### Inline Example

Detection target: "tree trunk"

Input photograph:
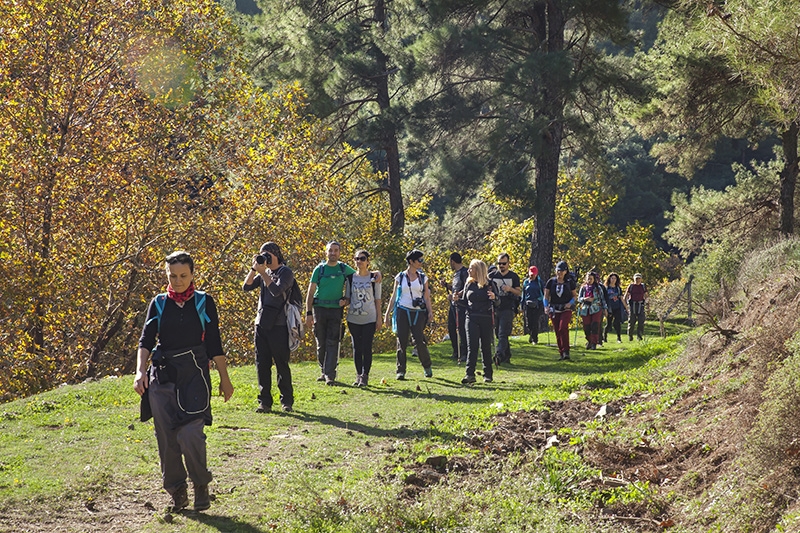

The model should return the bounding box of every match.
[779,122,799,236]
[528,1,565,282]
[374,0,404,235]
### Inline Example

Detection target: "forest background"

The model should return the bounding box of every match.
[1,0,797,401]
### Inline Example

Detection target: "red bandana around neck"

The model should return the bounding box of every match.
[167,281,195,304]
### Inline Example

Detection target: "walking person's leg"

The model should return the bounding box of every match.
[457,307,468,362]
[322,307,343,380]
[463,315,478,381]
[479,316,494,381]
[530,306,541,344]
[495,309,514,362]
[395,309,411,378]
[313,307,326,377]
[348,321,365,381]
[447,305,458,361]
[361,322,376,384]
[268,326,294,409]
[254,326,273,409]
[410,311,433,374]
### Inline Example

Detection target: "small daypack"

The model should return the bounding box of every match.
[284,276,305,352]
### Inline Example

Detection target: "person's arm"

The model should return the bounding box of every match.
[212,355,234,401]
[543,286,551,313]
[133,347,150,396]
[567,287,577,309]
[424,279,433,324]
[305,280,317,330]
[383,278,398,324]
[244,255,266,291]
[507,274,522,297]
[374,280,383,330]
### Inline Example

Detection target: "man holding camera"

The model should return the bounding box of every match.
[243,242,295,412]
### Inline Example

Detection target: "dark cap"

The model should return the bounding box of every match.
[556,260,568,272]
[406,249,424,263]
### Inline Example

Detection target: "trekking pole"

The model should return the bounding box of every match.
[573,310,579,347]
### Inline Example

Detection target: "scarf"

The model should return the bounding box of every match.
[167,281,195,304]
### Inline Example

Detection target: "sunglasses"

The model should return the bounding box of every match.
[498,262,508,266]
[355,256,368,262]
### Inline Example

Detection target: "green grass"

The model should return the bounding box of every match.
[0,320,689,532]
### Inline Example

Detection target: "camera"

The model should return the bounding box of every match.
[255,253,272,265]
[412,297,426,308]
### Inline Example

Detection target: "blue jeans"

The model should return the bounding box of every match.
[494,308,514,361]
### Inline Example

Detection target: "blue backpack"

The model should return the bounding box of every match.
[146,290,211,341]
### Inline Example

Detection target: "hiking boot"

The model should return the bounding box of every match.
[255,403,271,413]
[281,404,293,412]
[316,375,326,382]
[629,335,634,341]
[325,376,335,386]
[424,367,433,378]
[171,485,189,512]
[194,484,210,511]
[563,352,570,360]
[461,375,476,384]
[483,377,493,383]
[396,373,405,380]
[353,375,362,387]
[360,374,369,387]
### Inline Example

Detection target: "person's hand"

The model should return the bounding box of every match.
[252,256,267,276]
[133,371,148,396]
[304,315,313,330]
[488,290,496,300]
[373,271,383,283]
[452,291,460,302]
[376,316,384,331]
[219,377,234,402]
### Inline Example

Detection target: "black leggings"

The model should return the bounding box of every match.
[605,307,623,338]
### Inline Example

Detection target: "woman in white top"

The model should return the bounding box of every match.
[345,250,382,387]
[384,249,433,380]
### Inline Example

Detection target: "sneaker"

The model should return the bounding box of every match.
[396,373,405,380]
[617,338,622,343]
[316,375,326,382]
[564,352,570,360]
[325,376,335,386]
[353,375,362,387]
[281,404,293,412]
[171,485,189,512]
[424,367,433,378]
[484,377,493,383]
[461,375,476,384]
[194,484,211,511]
[255,404,271,413]
[360,374,369,387]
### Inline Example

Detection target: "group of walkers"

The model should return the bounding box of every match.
[131,244,649,512]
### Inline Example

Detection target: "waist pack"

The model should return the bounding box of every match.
[147,344,211,428]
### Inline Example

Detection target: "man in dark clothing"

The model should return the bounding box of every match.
[243,242,295,412]
[489,253,521,364]
[444,253,469,363]
[624,273,648,341]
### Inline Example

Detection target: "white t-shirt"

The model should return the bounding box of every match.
[346,274,382,325]
[396,271,425,310]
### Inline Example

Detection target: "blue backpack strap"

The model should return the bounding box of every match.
[194,290,209,341]
[145,293,168,331]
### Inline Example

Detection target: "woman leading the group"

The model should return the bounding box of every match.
[456,259,497,384]
[345,250,382,387]
[134,251,234,512]
[604,272,626,343]
[384,249,433,380]
[543,261,577,360]
[578,271,607,350]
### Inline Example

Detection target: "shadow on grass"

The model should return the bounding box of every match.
[277,410,459,440]
[185,510,267,532]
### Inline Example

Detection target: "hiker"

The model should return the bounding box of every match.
[543,260,577,360]
[593,269,608,346]
[578,271,607,350]
[304,241,357,385]
[489,253,521,364]
[445,252,469,363]
[604,272,626,343]
[522,265,545,344]
[134,251,234,512]
[383,249,433,380]
[344,249,382,387]
[455,259,498,384]
[243,241,295,412]
[624,273,648,341]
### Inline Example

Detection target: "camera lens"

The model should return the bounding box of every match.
[255,255,266,264]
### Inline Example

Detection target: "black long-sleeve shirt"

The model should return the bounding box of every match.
[138,292,225,357]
